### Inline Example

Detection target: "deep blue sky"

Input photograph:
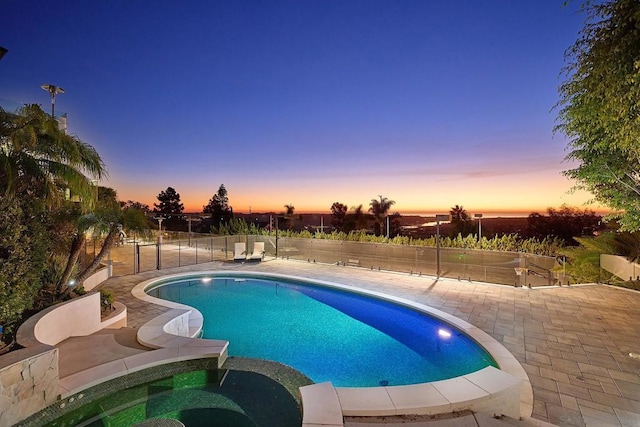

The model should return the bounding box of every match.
[0,1,597,214]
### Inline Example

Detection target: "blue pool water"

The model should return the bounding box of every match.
[147,275,496,387]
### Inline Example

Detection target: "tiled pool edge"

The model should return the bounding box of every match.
[18,358,221,427]
[134,271,533,421]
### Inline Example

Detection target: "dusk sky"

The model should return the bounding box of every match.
[0,1,604,215]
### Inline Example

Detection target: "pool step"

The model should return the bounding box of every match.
[300,382,344,427]
[299,367,522,426]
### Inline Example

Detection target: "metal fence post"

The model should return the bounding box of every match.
[156,243,161,270]
[195,239,198,264]
[178,240,181,267]
[211,238,214,262]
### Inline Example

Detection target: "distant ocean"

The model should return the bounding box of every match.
[404,212,532,218]
[403,208,610,219]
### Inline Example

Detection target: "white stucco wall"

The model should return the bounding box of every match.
[34,293,102,346]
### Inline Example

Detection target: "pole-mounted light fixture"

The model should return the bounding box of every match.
[435,214,450,278]
[41,83,65,117]
[474,213,483,241]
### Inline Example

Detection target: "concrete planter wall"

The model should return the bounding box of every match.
[82,264,112,292]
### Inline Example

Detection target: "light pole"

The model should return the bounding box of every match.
[386,215,390,239]
[154,217,164,241]
[154,216,164,270]
[41,84,65,117]
[435,214,450,278]
[474,213,483,241]
[187,215,192,246]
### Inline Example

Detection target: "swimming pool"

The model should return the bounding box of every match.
[146,274,497,387]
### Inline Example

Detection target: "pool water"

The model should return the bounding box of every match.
[46,369,301,427]
[148,276,496,387]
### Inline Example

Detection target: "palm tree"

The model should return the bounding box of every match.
[449,205,469,221]
[74,206,148,287]
[369,195,395,236]
[284,204,295,215]
[0,104,105,209]
[449,205,470,237]
[283,204,296,230]
[59,188,149,293]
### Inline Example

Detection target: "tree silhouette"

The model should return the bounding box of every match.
[526,205,601,245]
[449,205,472,237]
[153,187,185,230]
[121,200,150,213]
[331,202,348,231]
[283,204,296,230]
[349,204,370,232]
[203,184,233,232]
[369,195,395,236]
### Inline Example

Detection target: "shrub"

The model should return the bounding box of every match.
[262,229,564,256]
[100,289,115,308]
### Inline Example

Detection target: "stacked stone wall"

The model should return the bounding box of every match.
[0,346,58,426]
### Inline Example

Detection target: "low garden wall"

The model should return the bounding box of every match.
[0,291,126,426]
[82,263,112,292]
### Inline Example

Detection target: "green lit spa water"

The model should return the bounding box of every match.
[47,369,301,427]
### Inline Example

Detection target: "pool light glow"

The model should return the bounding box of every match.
[438,328,452,339]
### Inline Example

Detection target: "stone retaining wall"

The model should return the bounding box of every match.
[0,345,58,426]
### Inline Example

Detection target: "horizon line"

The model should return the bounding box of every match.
[177,208,612,217]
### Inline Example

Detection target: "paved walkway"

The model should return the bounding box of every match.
[90,246,640,427]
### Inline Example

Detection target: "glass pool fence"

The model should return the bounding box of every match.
[120,232,564,287]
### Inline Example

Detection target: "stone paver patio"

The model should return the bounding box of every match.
[95,246,640,426]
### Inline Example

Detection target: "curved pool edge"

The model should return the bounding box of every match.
[21,358,304,427]
[132,270,533,420]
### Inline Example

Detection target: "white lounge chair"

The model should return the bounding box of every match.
[234,242,246,262]
[248,242,265,262]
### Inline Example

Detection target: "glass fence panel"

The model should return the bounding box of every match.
[303,239,342,264]
[124,232,559,286]
[277,237,311,261]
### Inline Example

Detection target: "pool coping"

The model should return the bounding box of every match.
[132,270,532,422]
[57,295,229,398]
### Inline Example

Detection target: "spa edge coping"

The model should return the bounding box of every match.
[133,270,533,420]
